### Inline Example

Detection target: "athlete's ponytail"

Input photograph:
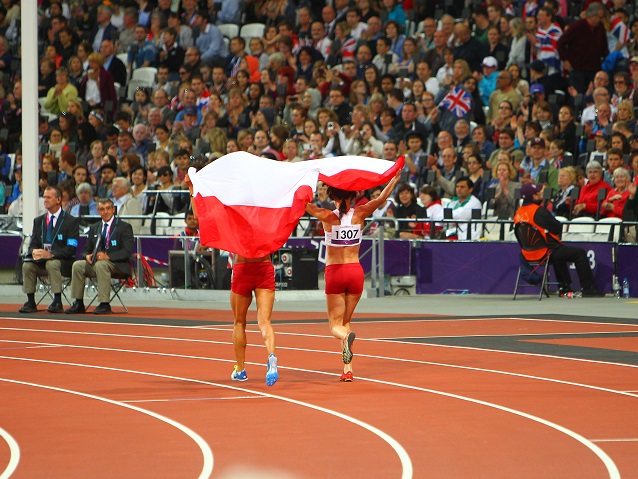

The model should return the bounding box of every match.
[327,186,356,218]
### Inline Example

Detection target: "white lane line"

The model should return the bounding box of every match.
[2,336,638,402]
[0,427,19,479]
[122,396,265,403]
[591,438,638,443]
[0,377,213,479]
[0,356,413,479]
[4,315,638,329]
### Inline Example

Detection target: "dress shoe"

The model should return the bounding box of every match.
[46,301,64,313]
[582,289,606,298]
[19,302,38,314]
[93,303,112,315]
[65,301,86,314]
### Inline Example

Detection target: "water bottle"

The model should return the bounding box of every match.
[613,276,621,299]
[622,278,630,299]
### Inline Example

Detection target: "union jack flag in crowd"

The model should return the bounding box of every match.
[611,15,630,45]
[440,86,472,118]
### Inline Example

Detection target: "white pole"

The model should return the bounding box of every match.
[21,0,40,235]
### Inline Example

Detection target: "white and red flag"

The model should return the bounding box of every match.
[189,152,403,257]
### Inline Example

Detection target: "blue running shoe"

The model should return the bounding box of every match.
[342,332,355,364]
[266,353,278,386]
[231,365,247,381]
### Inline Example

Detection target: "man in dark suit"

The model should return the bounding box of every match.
[20,186,80,313]
[100,39,128,88]
[65,198,135,315]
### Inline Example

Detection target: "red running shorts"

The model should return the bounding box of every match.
[324,263,364,295]
[231,262,275,296]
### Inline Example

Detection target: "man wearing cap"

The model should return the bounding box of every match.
[514,183,604,297]
[523,137,558,190]
[529,83,545,103]
[479,56,499,105]
[19,186,80,314]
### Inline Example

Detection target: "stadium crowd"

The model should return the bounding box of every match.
[1,0,638,240]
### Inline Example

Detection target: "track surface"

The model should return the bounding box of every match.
[1,304,637,478]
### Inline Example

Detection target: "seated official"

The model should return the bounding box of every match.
[65,198,135,315]
[20,186,80,313]
[514,184,604,297]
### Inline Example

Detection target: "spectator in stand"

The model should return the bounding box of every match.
[445,177,483,240]
[193,9,227,68]
[127,24,157,70]
[487,70,521,124]
[603,148,627,185]
[90,5,118,54]
[533,6,563,77]
[573,160,611,217]
[79,53,118,121]
[44,67,78,116]
[453,23,486,72]
[488,160,521,219]
[557,2,608,94]
[99,40,127,89]
[601,167,631,219]
[39,58,57,98]
[117,7,138,55]
[158,27,185,80]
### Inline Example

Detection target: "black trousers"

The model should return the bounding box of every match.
[550,244,596,290]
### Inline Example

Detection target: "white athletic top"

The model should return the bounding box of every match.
[324,208,362,247]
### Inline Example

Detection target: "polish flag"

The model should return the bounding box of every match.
[189,152,403,258]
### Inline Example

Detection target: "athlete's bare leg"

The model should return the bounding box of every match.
[230,291,252,371]
[326,293,348,340]
[254,288,276,354]
[342,292,362,373]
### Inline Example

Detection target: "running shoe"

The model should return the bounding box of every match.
[342,331,356,364]
[340,371,354,382]
[231,365,248,381]
[266,353,278,386]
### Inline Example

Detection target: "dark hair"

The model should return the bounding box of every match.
[327,186,357,218]
[394,182,415,204]
[456,176,474,189]
[419,185,439,201]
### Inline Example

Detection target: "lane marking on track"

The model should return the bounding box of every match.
[0,378,214,479]
[591,438,638,443]
[0,356,414,479]
[1,336,638,401]
[4,315,638,329]
[4,323,638,372]
[0,427,19,479]
[122,396,267,403]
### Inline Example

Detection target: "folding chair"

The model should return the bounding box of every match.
[513,222,556,300]
[86,266,134,313]
[35,269,72,307]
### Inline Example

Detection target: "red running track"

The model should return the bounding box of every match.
[0,311,637,478]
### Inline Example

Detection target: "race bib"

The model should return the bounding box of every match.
[331,224,362,246]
